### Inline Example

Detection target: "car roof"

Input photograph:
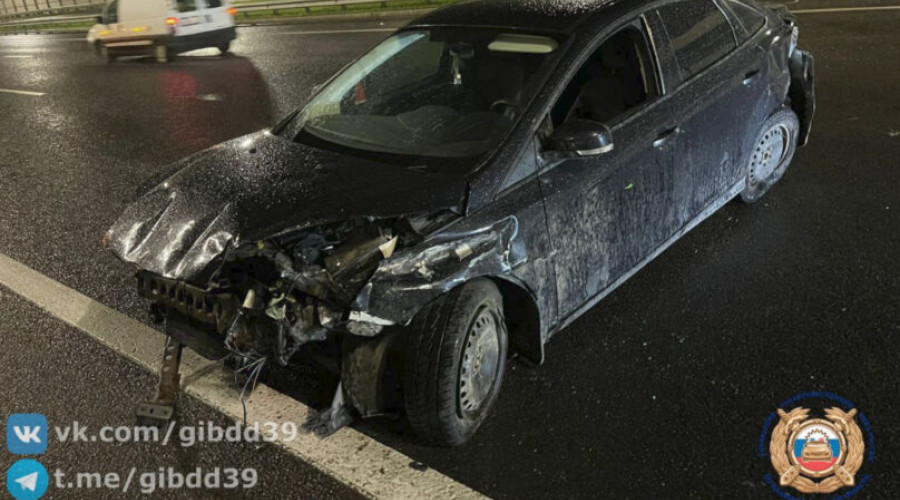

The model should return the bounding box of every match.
[405,0,632,35]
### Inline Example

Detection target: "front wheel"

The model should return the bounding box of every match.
[404,279,508,446]
[98,43,116,63]
[218,41,231,55]
[740,109,800,203]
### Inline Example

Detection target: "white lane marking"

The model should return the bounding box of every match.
[0,88,45,96]
[793,5,900,13]
[274,28,396,35]
[3,55,34,58]
[0,38,85,42]
[0,252,485,500]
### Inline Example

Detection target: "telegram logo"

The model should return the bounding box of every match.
[6,459,49,500]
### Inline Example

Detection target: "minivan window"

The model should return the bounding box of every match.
[103,0,119,23]
[177,0,198,12]
[657,0,736,81]
[723,0,766,38]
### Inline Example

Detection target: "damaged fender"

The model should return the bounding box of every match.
[350,217,521,331]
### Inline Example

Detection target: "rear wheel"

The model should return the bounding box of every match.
[218,41,231,55]
[741,109,800,203]
[154,44,169,63]
[404,279,508,446]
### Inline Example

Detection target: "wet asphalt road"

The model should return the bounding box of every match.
[1,2,899,498]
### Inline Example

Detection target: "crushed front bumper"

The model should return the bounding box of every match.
[789,49,816,146]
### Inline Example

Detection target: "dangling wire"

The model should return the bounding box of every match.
[232,356,267,425]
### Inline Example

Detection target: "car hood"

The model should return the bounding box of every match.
[107,131,468,282]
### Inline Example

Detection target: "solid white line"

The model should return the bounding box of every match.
[793,5,900,13]
[0,252,485,500]
[275,28,395,35]
[0,37,85,42]
[0,88,44,96]
[3,55,33,58]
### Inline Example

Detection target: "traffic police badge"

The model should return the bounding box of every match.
[769,406,865,494]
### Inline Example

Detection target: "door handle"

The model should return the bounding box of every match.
[653,127,681,148]
[743,69,761,86]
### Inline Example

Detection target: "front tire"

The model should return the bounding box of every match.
[218,41,231,55]
[404,279,508,446]
[740,109,800,203]
[98,44,116,63]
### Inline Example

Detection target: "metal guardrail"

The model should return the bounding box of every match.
[0,1,104,19]
[0,0,424,29]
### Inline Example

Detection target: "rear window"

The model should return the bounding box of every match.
[176,0,197,12]
[723,0,766,38]
[206,0,224,7]
[657,0,736,80]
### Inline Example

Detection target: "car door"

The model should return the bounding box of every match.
[98,0,122,39]
[652,0,757,215]
[200,0,235,32]
[718,0,780,168]
[538,17,689,319]
[173,0,208,37]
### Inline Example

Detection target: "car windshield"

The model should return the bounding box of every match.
[278,28,563,168]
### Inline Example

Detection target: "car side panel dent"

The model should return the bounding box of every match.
[352,217,521,327]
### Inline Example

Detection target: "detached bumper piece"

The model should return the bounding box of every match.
[789,49,816,147]
[137,271,239,333]
[136,336,184,427]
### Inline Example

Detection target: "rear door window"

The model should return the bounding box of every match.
[176,0,198,12]
[656,0,736,81]
[103,0,119,23]
[722,0,766,38]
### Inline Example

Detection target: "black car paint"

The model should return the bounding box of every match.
[108,131,467,282]
[107,0,812,417]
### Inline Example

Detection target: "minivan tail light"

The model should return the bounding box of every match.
[165,17,178,26]
[226,7,238,15]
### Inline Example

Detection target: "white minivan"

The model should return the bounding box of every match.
[87,0,237,62]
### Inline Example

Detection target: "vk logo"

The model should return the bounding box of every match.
[6,414,48,455]
[6,459,49,500]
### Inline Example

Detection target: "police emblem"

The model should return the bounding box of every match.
[769,406,865,494]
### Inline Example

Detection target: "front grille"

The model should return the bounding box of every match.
[136,271,239,332]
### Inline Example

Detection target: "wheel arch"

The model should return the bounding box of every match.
[485,275,544,366]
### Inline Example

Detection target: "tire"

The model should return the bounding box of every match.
[404,279,508,446]
[740,109,800,203]
[99,44,116,63]
[154,44,169,63]
[218,41,231,55]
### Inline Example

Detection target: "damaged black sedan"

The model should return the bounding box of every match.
[107,0,814,446]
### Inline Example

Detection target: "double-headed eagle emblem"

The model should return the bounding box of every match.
[769,407,865,494]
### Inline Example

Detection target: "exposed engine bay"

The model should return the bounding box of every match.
[126,207,524,432]
[138,212,455,366]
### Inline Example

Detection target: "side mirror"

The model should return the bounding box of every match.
[547,119,614,157]
[95,16,104,24]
